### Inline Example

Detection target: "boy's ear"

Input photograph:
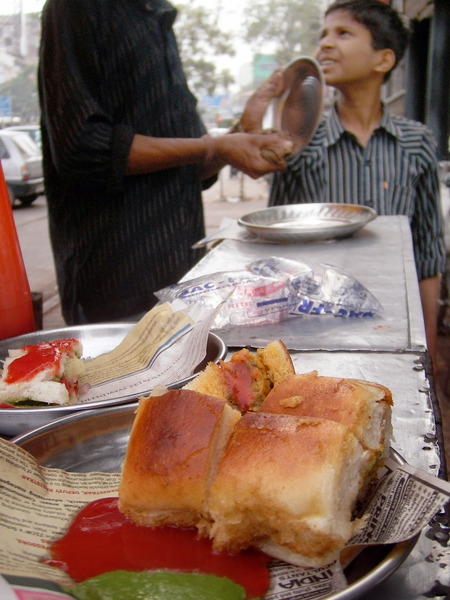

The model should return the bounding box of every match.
[375,48,396,76]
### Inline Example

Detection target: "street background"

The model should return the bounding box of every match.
[11,170,450,475]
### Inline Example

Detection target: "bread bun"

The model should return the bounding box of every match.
[183,340,294,412]
[118,359,392,569]
[118,389,240,529]
[260,371,392,455]
[208,412,371,567]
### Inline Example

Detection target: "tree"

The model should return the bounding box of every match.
[173,3,236,98]
[0,64,40,124]
[243,0,322,67]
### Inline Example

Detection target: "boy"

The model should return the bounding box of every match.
[244,0,446,370]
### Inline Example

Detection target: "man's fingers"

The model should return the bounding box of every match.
[260,146,291,166]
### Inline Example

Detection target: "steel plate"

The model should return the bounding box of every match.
[272,56,325,155]
[12,405,416,600]
[238,203,377,242]
[0,324,226,437]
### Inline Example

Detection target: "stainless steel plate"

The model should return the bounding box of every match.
[272,56,325,155]
[0,324,226,437]
[12,405,416,600]
[238,203,377,243]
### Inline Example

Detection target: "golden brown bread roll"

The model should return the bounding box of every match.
[259,371,392,454]
[118,389,240,529]
[207,412,371,567]
[119,364,392,569]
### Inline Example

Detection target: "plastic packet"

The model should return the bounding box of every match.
[248,256,383,318]
[155,271,294,329]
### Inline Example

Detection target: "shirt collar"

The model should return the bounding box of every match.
[324,103,400,146]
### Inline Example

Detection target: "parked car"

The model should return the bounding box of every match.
[4,125,42,150]
[0,130,44,206]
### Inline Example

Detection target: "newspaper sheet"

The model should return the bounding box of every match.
[0,439,449,600]
[77,300,219,403]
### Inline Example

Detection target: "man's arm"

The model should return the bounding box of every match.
[125,132,292,180]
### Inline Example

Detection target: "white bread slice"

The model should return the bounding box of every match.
[118,389,240,529]
[0,339,84,405]
[259,371,392,455]
[183,340,295,412]
[207,412,371,568]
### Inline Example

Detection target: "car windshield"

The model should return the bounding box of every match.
[10,133,41,157]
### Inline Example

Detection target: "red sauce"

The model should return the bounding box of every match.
[44,498,271,599]
[4,339,79,384]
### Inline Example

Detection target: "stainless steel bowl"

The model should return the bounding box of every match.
[0,324,226,437]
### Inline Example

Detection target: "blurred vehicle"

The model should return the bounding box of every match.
[208,117,234,137]
[0,130,44,207]
[4,125,42,150]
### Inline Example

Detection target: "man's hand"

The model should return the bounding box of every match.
[238,69,286,134]
[213,131,292,179]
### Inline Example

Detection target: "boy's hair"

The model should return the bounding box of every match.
[325,0,410,81]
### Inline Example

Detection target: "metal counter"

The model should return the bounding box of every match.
[185,215,449,598]
[185,216,426,352]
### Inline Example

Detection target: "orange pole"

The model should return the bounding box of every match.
[0,163,35,340]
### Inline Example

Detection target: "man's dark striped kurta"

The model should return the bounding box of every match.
[269,106,446,281]
[38,0,207,324]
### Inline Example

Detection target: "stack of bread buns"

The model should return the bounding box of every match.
[119,341,392,568]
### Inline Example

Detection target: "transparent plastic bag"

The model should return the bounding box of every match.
[155,270,294,329]
[248,256,383,318]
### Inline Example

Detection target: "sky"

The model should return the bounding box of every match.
[0,0,247,21]
[0,0,253,65]
[0,0,255,87]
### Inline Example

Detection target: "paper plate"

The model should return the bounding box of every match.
[272,56,325,154]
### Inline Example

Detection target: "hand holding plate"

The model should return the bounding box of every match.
[236,69,286,134]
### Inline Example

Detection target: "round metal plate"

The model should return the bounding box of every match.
[0,324,226,437]
[12,407,417,600]
[238,203,377,243]
[272,56,325,154]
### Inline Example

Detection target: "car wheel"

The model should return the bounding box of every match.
[7,185,16,207]
[19,195,37,207]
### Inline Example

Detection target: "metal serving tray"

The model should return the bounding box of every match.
[238,203,377,243]
[12,404,416,600]
[0,324,226,437]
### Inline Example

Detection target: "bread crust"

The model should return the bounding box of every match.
[118,389,240,528]
[208,412,370,566]
[260,371,392,453]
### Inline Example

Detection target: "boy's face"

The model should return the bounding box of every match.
[316,10,386,89]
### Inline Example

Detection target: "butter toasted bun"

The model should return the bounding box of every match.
[118,389,240,529]
[208,412,371,568]
[183,340,294,412]
[260,371,392,455]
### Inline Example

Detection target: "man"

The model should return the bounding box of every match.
[38,0,291,325]
[260,0,445,369]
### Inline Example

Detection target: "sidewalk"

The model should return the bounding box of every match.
[202,168,270,237]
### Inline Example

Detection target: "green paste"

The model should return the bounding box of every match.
[64,570,250,600]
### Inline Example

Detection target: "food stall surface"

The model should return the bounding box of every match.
[10,174,450,599]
